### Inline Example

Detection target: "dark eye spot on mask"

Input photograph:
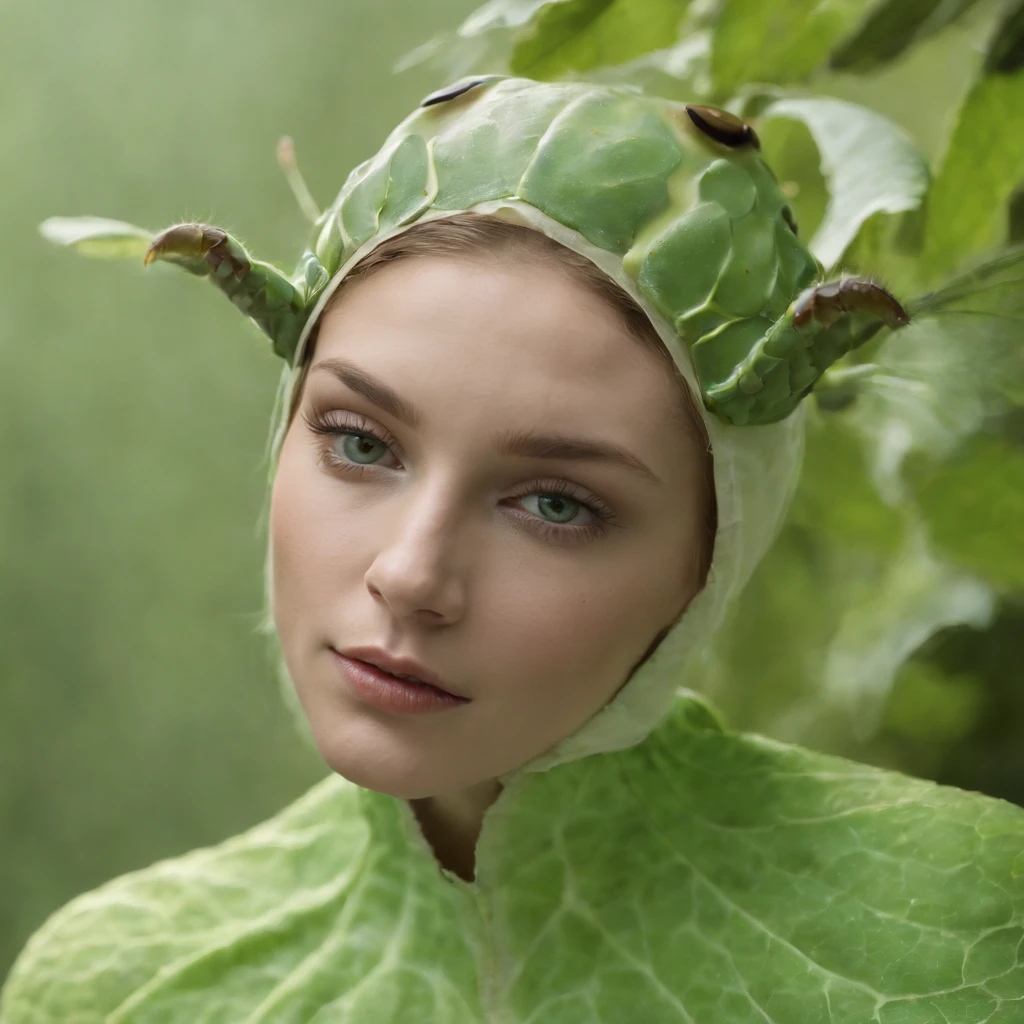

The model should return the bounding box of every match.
[685,104,761,150]
[420,76,500,108]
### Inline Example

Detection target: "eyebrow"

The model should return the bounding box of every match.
[310,357,662,485]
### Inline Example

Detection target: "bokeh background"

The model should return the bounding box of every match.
[0,0,484,976]
[2,0,1021,980]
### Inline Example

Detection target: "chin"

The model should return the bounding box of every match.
[327,762,449,802]
[308,721,455,801]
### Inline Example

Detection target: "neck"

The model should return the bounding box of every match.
[408,778,504,883]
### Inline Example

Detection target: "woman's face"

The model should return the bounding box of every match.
[270,254,705,799]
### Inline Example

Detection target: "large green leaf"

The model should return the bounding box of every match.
[710,0,874,98]
[828,0,987,73]
[507,0,688,79]
[394,0,689,87]
[757,95,929,268]
[496,705,1024,1024]
[4,696,1024,1023]
[570,31,714,101]
[920,65,1024,281]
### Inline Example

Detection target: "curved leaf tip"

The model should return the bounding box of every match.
[38,216,154,259]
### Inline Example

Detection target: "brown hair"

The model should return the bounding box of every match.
[285,212,717,593]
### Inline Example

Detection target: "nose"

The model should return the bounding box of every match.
[363,485,468,625]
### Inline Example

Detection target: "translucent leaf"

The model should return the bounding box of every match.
[920,66,1024,281]
[910,433,1024,592]
[533,3,719,99]
[38,216,154,259]
[402,0,690,81]
[458,0,573,35]
[786,408,905,553]
[828,0,987,73]
[850,244,1024,501]
[911,239,1024,322]
[710,0,874,97]
[759,96,929,268]
[820,519,995,737]
[391,1,567,77]
[392,27,503,80]
[508,0,688,79]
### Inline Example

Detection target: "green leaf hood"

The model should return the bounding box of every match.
[265,188,807,784]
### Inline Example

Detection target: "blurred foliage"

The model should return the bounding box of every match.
[4,0,1024,989]
[401,0,1024,824]
[0,0,480,980]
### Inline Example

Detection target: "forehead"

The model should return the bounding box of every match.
[316,256,670,393]
[308,256,696,470]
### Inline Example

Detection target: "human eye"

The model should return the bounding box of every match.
[504,478,621,544]
[300,407,619,544]
[301,407,402,476]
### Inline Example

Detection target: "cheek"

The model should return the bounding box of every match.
[491,539,686,703]
[269,435,349,640]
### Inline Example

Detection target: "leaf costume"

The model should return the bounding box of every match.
[5,76,1024,1024]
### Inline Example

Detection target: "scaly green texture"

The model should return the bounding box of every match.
[39,75,914,426]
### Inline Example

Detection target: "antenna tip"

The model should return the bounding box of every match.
[277,135,296,167]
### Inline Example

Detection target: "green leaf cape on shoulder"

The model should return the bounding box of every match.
[5,697,1023,1023]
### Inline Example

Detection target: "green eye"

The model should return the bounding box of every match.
[340,434,387,465]
[535,495,581,523]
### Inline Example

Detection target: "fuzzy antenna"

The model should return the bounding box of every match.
[276,136,321,225]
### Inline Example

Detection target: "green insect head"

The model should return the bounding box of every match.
[38,72,903,768]
[40,74,908,427]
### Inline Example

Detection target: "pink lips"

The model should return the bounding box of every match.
[332,651,470,715]
[338,645,464,698]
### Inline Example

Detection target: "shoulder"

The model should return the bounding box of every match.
[0,776,362,1024]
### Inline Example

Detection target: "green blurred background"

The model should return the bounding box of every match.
[0,0,482,977]
[1,0,1020,981]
